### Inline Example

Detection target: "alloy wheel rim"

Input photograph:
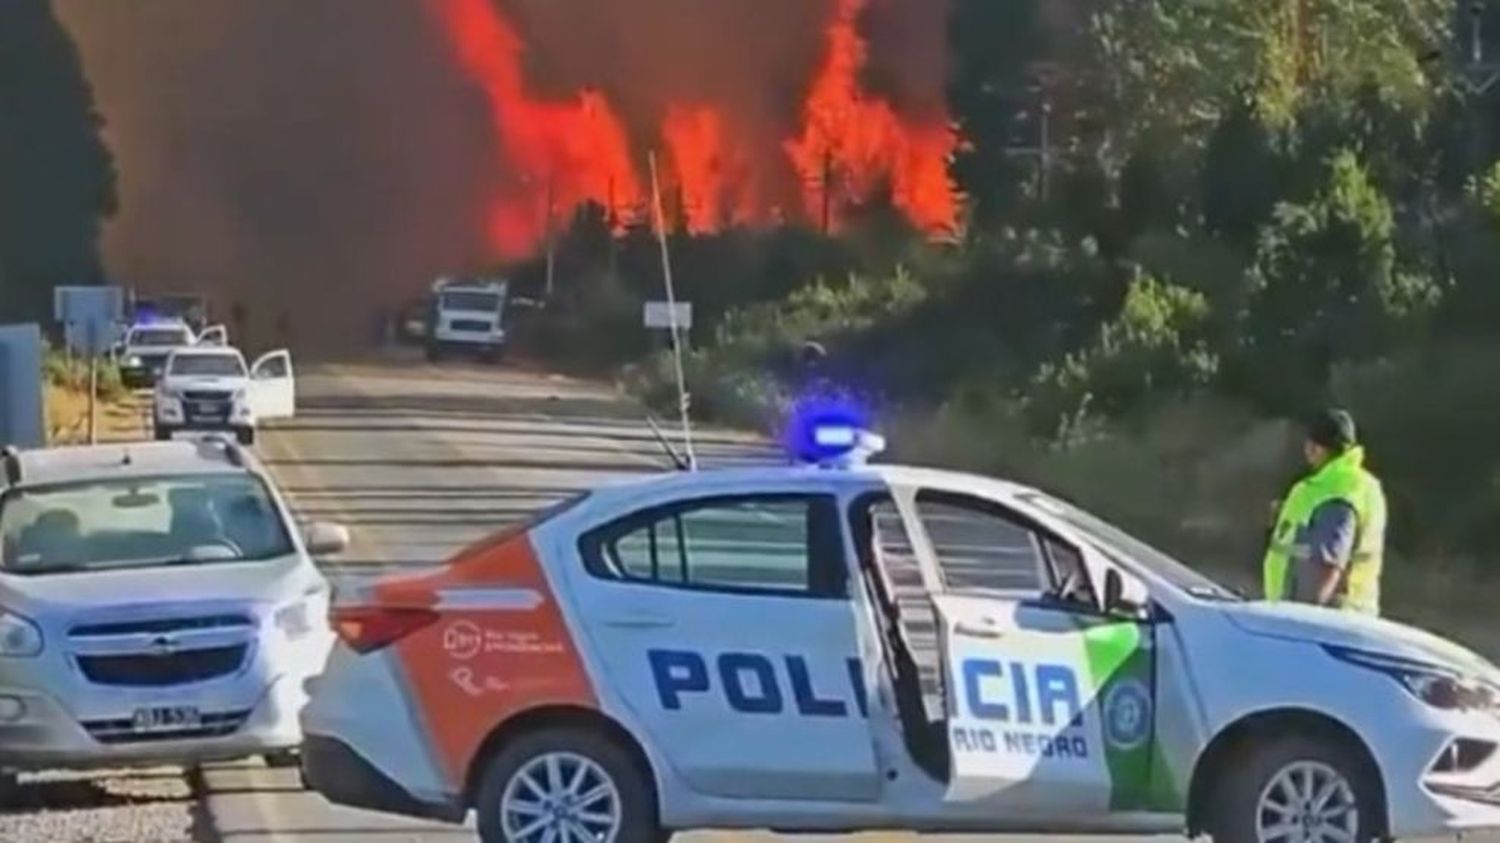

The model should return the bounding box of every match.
[1255,760,1359,843]
[500,751,622,843]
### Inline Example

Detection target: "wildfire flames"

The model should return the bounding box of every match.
[428,0,958,257]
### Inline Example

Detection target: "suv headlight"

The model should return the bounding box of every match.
[123,354,142,367]
[0,611,44,658]
[274,601,312,640]
[1326,645,1496,711]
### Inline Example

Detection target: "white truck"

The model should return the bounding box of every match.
[152,346,295,445]
[425,277,508,363]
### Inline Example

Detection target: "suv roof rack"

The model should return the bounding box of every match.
[2,445,22,486]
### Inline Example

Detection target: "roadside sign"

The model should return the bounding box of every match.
[643,301,693,330]
[54,286,124,355]
[0,323,45,448]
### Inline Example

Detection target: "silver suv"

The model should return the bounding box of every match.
[0,438,347,792]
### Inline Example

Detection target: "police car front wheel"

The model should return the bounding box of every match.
[476,727,658,843]
[1211,735,1380,843]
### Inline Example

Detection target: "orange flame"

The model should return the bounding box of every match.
[429,0,958,257]
[660,104,766,234]
[784,0,957,235]
[428,0,643,257]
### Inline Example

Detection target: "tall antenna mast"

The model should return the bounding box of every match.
[648,151,697,470]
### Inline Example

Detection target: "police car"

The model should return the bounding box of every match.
[301,419,1500,843]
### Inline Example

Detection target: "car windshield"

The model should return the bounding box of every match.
[129,328,191,347]
[440,291,501,312]
[0,473,294,575]
[1020,492,1243,601]
[170,354,245,377]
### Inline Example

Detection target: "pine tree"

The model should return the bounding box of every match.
[0,0,116,323]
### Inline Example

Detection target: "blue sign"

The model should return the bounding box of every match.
[648,649,868,718]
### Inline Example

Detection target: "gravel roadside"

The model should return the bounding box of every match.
[0,767,211,843]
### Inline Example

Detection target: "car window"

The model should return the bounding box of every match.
[440,291,502,312]
[170,354,245,377]
[915,490,1046,594]
[584,494,846,597]
[256,355,290,378]
[129,328,191,347]
[0,473,294,574]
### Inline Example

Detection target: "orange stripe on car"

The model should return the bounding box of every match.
[377,530,596,787]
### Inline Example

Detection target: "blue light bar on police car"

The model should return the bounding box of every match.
[784,394,884,466]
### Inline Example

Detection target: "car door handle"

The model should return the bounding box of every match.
[953,621,1003,639]
[602,612,676,630]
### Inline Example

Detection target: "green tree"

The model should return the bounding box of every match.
[1028,270,1218,432]
[946,0,1049,227]
[1201,92,1281,246]
[1238,150,1436,409]
[0,0,116,323]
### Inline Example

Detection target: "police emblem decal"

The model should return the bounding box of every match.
[1102,678,1152,751]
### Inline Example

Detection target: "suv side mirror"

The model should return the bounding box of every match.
[1104,569,1149,618]
[304,521,350,556]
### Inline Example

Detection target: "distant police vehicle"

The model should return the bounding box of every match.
[301,416,1500,843]
[152,346,296,445]
[0,438,347,792]
[115,319,227,388]
[427,276,509,363]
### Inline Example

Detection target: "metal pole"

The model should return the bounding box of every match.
[648,151,697,470]
[544,175,557,301]
[87,323,98,445]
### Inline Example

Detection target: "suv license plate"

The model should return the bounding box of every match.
[132,706,201,733]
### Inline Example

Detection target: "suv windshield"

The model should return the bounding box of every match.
[440,291,501,312]
[129,328,191,347]
[0,473,294,575]
[170,354,245,377]
[1020,492,1242,601]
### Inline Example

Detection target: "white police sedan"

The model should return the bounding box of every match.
[301,422,1500,843]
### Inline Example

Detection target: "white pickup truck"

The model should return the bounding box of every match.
[152,346,295,445]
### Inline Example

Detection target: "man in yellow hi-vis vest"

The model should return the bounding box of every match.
[1263,409,1387,615]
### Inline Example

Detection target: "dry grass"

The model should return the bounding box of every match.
[45,384,148,445]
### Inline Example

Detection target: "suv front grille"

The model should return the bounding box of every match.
[82,710,251,745]
[76,644,248,687]
[450,319,492,332]
[71,615,252,638]
[184,390,233,402]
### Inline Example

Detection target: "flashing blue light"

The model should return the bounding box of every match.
[785,394,883,467]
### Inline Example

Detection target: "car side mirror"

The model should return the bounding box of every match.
[1104,569,1149,619]
[304,521,350,556]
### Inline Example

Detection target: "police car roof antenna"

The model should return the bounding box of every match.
[648,150,697,471]
[645,414,690,471]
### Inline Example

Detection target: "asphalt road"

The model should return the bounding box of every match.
[1,358,1489,842]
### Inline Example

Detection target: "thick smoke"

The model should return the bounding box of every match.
[56,0,501,351]
[55,0,950,352]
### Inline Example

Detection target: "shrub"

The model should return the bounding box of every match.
[1026,270,1218,432]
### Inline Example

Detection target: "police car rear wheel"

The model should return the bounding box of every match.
[1212,736,1377,843]
[476,728,656,843]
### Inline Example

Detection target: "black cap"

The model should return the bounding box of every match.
[1306,408,1357,450]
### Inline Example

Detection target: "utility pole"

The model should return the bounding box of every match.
[544,174,556,302]
[820,149,834,235]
